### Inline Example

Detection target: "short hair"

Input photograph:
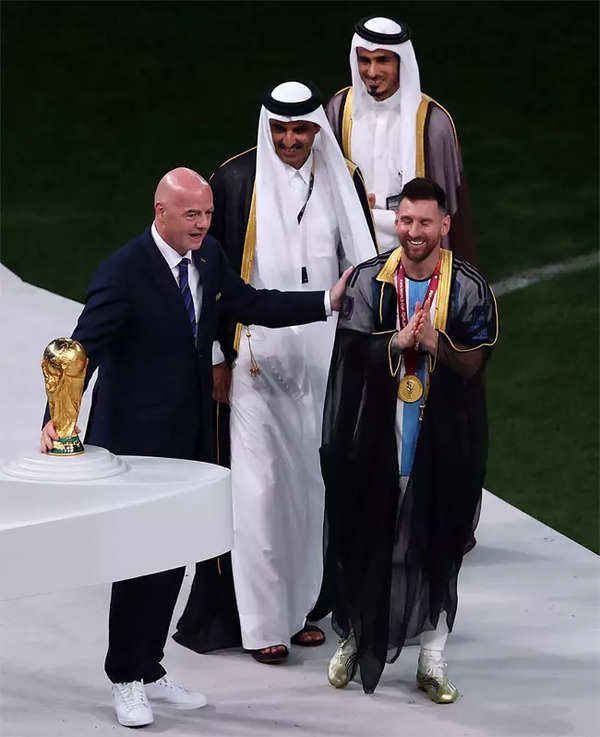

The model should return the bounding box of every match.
[399,178,447,213]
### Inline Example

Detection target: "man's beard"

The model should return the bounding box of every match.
[400,237,438,263]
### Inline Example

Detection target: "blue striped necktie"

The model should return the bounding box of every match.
[178,257,197,340]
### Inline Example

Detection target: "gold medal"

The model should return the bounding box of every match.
[398,374,423,403]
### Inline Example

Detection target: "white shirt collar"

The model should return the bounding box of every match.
[283,149,314,185]
[151,221,193,270]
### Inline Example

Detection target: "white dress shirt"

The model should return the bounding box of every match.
[287,150,314,210]
[151,221,202,320]
[151,222,225,363]
[282,152,333,313]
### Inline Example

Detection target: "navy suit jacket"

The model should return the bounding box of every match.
[68,227,326,462]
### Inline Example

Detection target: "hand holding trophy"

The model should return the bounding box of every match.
[41,338,88,455]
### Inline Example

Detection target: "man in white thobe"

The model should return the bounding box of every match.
[175,81,377,663]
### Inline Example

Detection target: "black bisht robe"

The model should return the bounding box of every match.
[174,147,377,653]
[321,247,498,693]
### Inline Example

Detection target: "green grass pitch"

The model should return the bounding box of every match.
[1,1,598,550]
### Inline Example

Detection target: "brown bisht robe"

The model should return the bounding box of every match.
[321,247,497,693]
[173,146,377,654]
[326,87,476,263]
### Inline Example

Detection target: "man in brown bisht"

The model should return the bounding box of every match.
[326,15,475,261]
[323,178,497,700]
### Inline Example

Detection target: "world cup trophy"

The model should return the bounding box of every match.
[41,338,88,455]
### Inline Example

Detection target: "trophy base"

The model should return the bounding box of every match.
[49,436,85,455]
[2,445,128,481]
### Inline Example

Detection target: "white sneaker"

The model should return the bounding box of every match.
[145,676,207,710]
[112,680,154,727]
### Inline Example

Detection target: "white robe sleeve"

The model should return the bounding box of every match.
[212,340,226,365]
[372,208,398,239]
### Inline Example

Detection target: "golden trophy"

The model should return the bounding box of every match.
[41,338,88,455]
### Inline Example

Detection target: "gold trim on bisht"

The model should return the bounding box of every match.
[439,286,499,352]
[233,182,257,354]
[374,247,452,329]
[217,145,257,170]
[375,247,401,323]
[425,95,459,149]
[415,95,430,178]
[344,157,358,177]
[433,248,452,333]
[378,281,386,325]
[416,94,459,177]
[375,246,403,285]
[340,90,458,181]
[341,87,353,159]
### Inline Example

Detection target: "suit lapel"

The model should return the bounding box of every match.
[142,229,181,299]
[141,228,197,342]
[192,249,207,318]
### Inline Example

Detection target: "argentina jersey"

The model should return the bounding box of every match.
[395,276,438,478]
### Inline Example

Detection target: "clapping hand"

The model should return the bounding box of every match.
[392,298,438,354]
[414,298,438,355]
[392,301,423,351]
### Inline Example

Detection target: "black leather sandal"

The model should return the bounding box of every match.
[291,624,326,647]
[250,644,289,664]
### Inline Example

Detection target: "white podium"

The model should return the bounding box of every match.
[0,446,232,600]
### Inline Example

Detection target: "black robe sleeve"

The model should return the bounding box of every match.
[352,166,378,249]
[210,149,257,367]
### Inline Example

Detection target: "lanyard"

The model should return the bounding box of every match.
[296,157,316,284]
[297,169,315,225]
[396,257,441,376]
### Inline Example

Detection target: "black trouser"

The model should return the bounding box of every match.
[104,566,186,684]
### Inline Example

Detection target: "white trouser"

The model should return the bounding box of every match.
[400,476,449,655]
[420,612,449,653]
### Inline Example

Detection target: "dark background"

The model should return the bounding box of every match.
[2,1,598,549]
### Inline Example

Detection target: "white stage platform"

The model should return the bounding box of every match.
[1,266,599,736]
[0,494,598,737]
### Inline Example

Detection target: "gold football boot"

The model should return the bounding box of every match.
[327,631,358,688]
[416,649,459,704]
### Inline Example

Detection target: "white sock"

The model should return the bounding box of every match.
[419,612,449,656]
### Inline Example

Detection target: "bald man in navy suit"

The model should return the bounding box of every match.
[41,167,352,728]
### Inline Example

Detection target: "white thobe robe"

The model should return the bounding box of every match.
[351,87,403,251]
[229,153,340,649]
